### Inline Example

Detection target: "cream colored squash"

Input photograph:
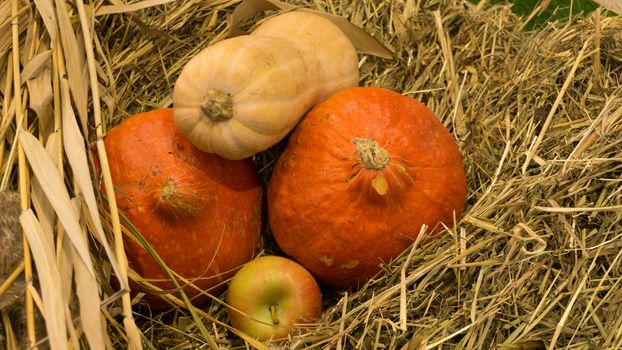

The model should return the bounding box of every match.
[173,35,318,160]
[252,11,359,103]
[173,11,359,160]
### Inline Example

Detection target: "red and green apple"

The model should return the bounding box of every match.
[226,255,323,341]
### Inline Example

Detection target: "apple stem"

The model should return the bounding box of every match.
[270,304,279,325]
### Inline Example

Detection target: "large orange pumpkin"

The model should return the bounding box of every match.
[101,108,262,310]
[267,87,467,288]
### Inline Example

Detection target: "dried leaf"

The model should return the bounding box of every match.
[20,210,69,350]
[229,0,296,37]
[29,133,60,236]
[0,1,11,28]
[18,131,95,278]
[54,0,89,132]
[21,50,52,82]
[593,0,622,14]
[57,235,74,327]
[32,0,58,41]
[60,77,126,288]
[25,51,54,138]
[307,9,394,59]
[69,198,106,350]
[96,0,177,16]
[229,0,393,59]
[21,131,105,348]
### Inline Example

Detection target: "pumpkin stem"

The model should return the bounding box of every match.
[200,89,234,122]
[352,138,390,170]
[353,138,390,196]
[156,177,199,217]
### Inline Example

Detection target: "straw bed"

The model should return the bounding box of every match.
[1,0,621,349]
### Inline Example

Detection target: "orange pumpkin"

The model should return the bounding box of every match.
[101,108,262,310]
[267,87,467,288]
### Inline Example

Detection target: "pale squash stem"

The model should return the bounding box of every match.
[73,0,142,349]
[11,0,36,347]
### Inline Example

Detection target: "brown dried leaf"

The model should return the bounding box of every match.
[306,9,394,59]
[228,0,296,37]
[95,0,177,16]
[229,0,393,59]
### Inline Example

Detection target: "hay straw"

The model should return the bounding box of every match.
[8,0,39,348]
[1,0,622,349]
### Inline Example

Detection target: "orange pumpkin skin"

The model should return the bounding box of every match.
[103,109,262,310]
[267,87,467,288]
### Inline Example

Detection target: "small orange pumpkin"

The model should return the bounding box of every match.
[101,108,262,310]
[267,87,467,288]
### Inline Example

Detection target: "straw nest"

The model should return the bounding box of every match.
[1,0,621,349]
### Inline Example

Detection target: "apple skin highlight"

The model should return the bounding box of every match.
[226,255,323,341]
